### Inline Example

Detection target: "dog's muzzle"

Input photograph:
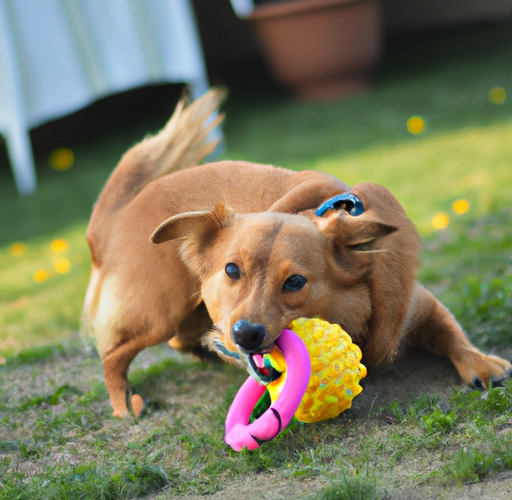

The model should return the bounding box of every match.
[230,320,281,384]
[211,320,282,386]
[232,319,266,351]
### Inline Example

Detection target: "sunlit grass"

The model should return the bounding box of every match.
[312,121,512,233]
[0,225,90,358]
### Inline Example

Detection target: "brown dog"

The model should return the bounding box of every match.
[83,89,511,418]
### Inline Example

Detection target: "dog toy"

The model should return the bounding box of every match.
[225,318,366,452]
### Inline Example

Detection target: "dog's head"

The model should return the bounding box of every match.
[151,182,420,380]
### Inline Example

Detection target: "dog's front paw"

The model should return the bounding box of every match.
[472,367,512,389]
[457,350,512,390]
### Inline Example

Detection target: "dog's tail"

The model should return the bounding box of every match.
[87,88,225,261]
[102,88,225,207]
[140,87,225,185]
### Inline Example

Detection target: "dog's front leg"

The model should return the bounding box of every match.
[407,283,512,389]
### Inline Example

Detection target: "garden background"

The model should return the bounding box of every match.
[1,13,512,500]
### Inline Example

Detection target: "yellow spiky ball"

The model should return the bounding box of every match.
[266,318,367,423]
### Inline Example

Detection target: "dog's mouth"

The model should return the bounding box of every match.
[212,338,282,385]
[244,350,283,386]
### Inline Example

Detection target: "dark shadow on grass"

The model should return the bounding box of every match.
[348,348,462,420]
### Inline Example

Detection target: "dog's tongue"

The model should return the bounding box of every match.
[252,354,265,369]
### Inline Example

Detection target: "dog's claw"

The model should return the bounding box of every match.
[490,376,505,388]
[490,368,512,388]
[472,377,484,390]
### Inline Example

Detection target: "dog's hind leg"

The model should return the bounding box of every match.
[86,273,172,417]
[407,283,512,389]
[100,301,214,417]
[102,336,149,418]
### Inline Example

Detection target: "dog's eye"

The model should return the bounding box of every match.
[225,263,241,280]
[283,275,307,292]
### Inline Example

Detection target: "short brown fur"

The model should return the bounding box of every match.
[83,90,511,417]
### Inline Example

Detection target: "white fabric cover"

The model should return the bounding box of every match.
[0,0,208,195]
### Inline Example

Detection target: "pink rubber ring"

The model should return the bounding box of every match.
[225,329,311,452]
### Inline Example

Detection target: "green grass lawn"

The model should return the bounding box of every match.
[1,21,512,500]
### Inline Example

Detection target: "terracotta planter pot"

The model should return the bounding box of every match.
[248,0,382,101]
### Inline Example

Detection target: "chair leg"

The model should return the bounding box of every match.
[6,125,37,196]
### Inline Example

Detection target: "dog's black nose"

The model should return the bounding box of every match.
[232,320,266,351]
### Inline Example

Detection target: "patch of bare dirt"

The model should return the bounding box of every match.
[5,343,512,500]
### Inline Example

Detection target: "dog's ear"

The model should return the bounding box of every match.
[316,211,397,251]
[313,188,399,251]
[151,212,219,244]
[151,204,234,278]
[316,184,421,367]
[151,203,234,244]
